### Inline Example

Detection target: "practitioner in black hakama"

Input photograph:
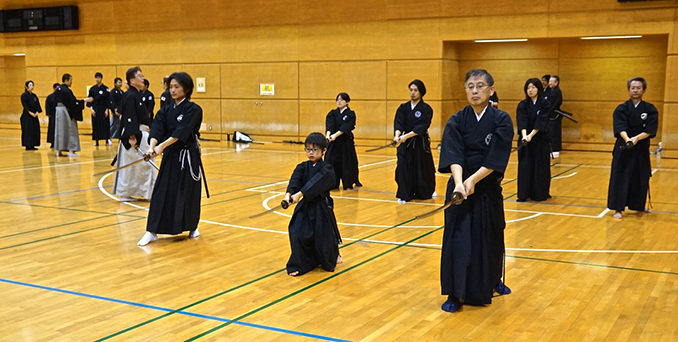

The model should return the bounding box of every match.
[607,77,658,220]
[160,76,171,110]
[141,79,156,123]
[285,132,342,276]
[545,75,563,158]
[325,92,361,190]
[20,81,42,150]
[45,83,59,149]
[516,78,552,202]
[393,79,436,203]
[138,72,207,246]
[439,69,514,313]
[87,72,112,146]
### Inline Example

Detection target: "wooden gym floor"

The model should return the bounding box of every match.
[0,128,676,341]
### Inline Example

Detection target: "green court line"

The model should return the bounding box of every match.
[96,217,422,340]
[0,218,145,252]
[388,244,678,276]
[0,201,146,218]
[184,226,445,341]
[0,213,119,240]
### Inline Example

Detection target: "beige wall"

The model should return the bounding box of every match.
[0,0,676,154]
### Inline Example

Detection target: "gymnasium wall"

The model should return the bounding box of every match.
[0,0,676,155]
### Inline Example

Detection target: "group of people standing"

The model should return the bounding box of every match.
[19,72,161,155]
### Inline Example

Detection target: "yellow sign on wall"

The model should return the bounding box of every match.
[260,83,275,96]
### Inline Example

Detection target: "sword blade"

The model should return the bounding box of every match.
[93,157,146,176]
[414,192,464,220]
[134,148,160,171]
[248,203,285,219]
[365,142,396,152]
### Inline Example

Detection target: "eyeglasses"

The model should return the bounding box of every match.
[305,148,321,153]
[465,83,489,92]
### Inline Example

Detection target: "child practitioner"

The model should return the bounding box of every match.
[285,132,342,276]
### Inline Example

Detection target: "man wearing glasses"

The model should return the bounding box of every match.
[438,69,514,313]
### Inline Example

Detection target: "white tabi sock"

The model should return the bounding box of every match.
[137,232,157,246]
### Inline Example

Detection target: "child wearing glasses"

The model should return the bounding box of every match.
[284,132,343,276]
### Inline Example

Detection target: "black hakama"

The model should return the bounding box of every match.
[607,100,658,212]
[146,100,204,235]
[286,160,342,276]
[110,87,124,139]
[325,107,360,189]
[439,105,513,305]
[88,84,111,141]
[20,91,42,148]
[394,101,436,201]
[45,93,56,147]
[516,98,551,201]
[545,86,563,152]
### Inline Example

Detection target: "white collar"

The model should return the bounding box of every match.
[633,100,642,108]
[410,100,420,110]
[474,105,489,121]
[173,98,186,108]
[340,107,347,114]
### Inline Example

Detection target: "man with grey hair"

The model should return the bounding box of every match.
[606,76,658,220]
[438,69,514,313]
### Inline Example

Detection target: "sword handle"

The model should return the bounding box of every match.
[281,200,290,210]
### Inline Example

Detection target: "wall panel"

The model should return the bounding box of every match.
[299,61,387,100]
[220,63,298,99]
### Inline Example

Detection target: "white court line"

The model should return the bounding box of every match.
[96,174,677,254]
[552,172,577,180]
[358,159,396,168]
[0,158,111,174]
[202,150,235,156]
[597,208,610,218]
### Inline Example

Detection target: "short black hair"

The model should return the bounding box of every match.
[523,78,543,99]
[25,80,34,89]
[336,92,350,102]
[52,83,60,89]
[143,79,150,87]
[168,72,194,100]
[408,79,427,97]
[114,77,122,84]
[627,76,647,90]
[163,76,170,86]
[126,67,141,84]
[464,69,494,86]
[94,72,103,79]
[541,74,551,81]
[304,132,328,150]
[550,75,560,83]
[62,73,72,83]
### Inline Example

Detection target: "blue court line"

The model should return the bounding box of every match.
[0,277,352,342]
[8,185,112,202]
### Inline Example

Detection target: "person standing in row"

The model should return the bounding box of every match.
[516,78,551,202]
[159,76,171,110]
[325,92,360,190]
[546,75,563,158]
[54,74,93,157]
[87,72,112,146]
[110,77,124,139]
[393,79,436,203]
[607,77,658,220]
[139,72,206,246]
[439,69,513,313]
[45,83,59,149]
[20,81,42,151]
[141,79,155,123]
[113,67,157,202]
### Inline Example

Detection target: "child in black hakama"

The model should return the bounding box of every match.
[285,132,342,276]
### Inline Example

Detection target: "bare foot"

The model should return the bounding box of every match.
[337,255,343,264]
[288,271,299,276]
[613,211,622,219]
